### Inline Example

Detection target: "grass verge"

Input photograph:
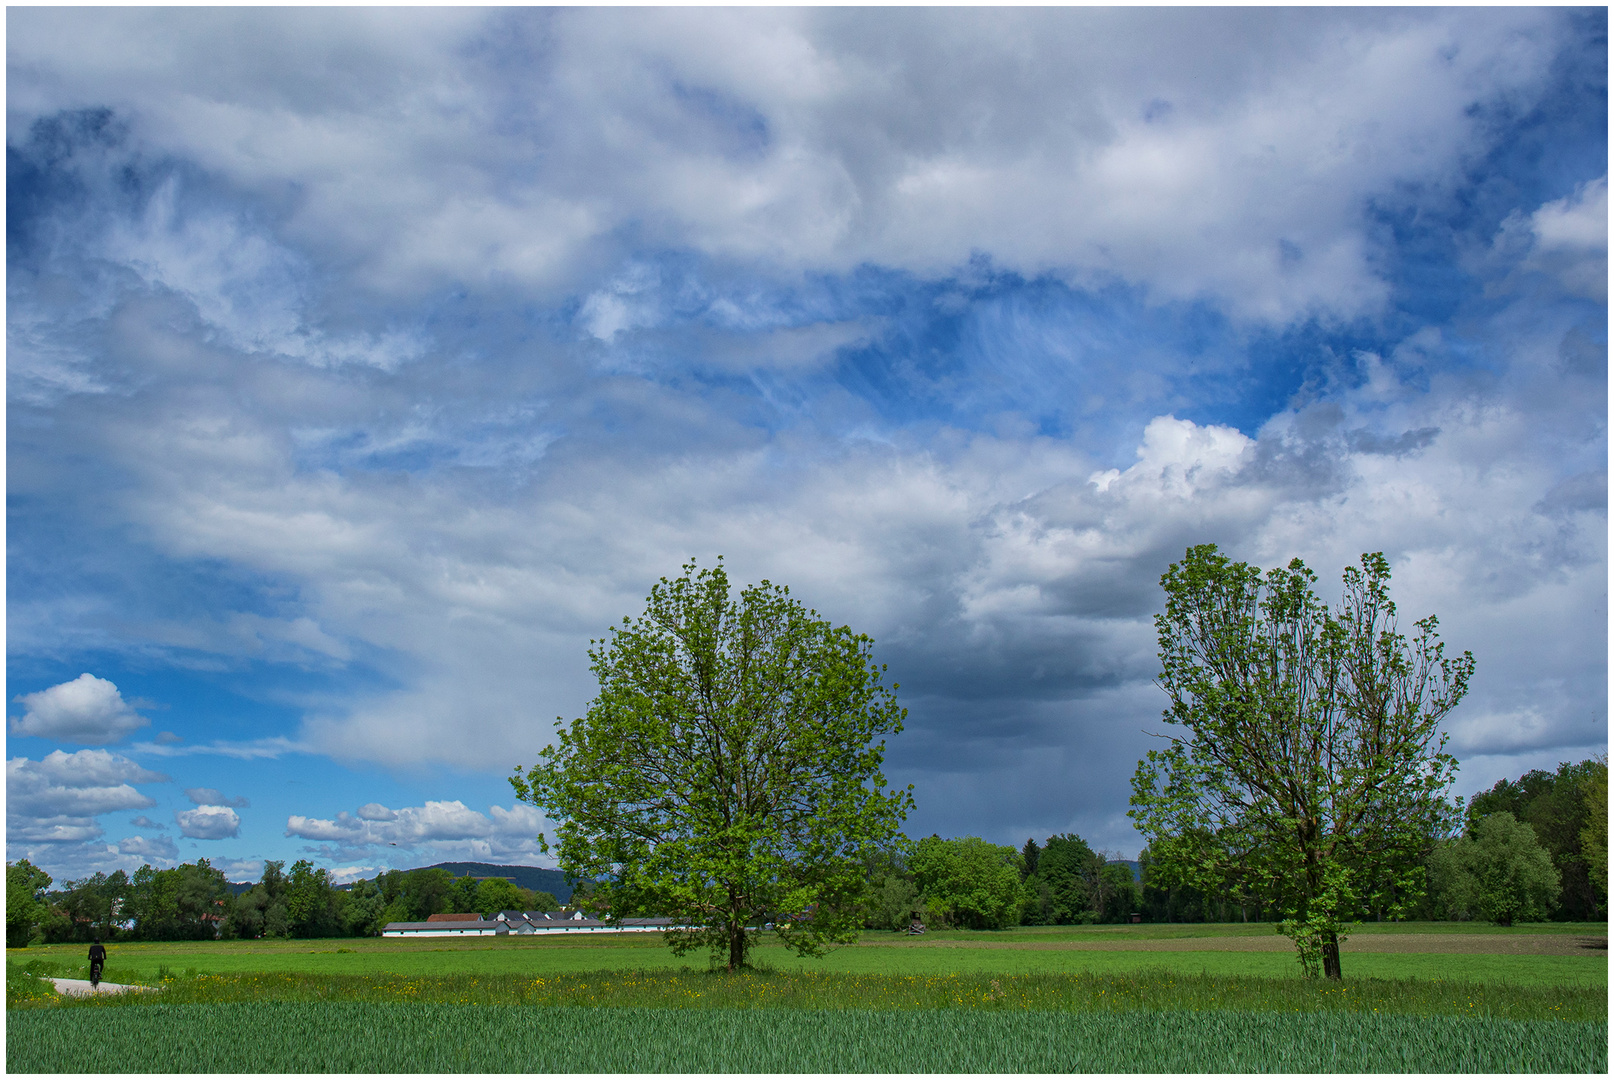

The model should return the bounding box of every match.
[7,1001,1605,1073]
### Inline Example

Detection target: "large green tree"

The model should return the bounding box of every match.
[1467,757,1606,919]
[1429,812,1561,925]
[1023,833,1102,925]
[512,559,913,971]
[1130,546,1472,978]
[7,860,53,947]
[910,836,1023,929]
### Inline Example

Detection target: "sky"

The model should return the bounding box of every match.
[6,7,1606,886]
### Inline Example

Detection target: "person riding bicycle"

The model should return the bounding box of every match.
[88,939,107,988]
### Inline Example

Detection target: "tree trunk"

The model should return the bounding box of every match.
[728,920,745,972]
[1321,929,1342,980]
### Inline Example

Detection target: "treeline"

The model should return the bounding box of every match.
[6,860,560,947]
[8,759,1603,946]
[859,833,1142,930]
[1135,757,1608,926]
[857,757,1606,931]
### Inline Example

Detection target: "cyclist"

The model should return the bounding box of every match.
[88,938,107,988]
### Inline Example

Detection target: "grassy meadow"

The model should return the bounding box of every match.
[8,922,1607,1073]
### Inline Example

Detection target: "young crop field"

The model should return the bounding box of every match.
[9,923,1606,1073]
[7,999,1605,1073]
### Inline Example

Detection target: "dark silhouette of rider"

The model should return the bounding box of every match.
[88,939,107,987]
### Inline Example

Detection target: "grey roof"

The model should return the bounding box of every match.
[383,920,501,931]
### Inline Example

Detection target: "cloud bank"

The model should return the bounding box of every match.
[5,9,1603,875]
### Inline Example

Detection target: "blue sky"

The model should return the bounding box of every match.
[7,8,1606,884]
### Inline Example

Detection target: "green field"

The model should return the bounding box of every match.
[13,922,1607,987]
[9,923,1606,1073]
[7,1002,1605,1073]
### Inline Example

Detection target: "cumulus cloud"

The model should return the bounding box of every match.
[175,805,241,840]
[7,751,166,851]
[11,674,149,744]
[129,815,166,829]
[184,787,250,808]
[287,800,550,864]
[118,834,179,861]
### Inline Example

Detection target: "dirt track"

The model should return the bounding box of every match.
[877,934,1607,956]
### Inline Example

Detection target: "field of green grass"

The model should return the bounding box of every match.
[13,921,1606,986]
[9,922,1606,1073]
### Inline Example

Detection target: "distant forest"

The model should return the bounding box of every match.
[7,758,1603,945]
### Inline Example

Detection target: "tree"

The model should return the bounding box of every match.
[285,860,340,937]
[125,860,229,940]
[910,836,1023,929]
[511,559,913,971]
[43,870,129,942]
[1468,758,1605,920]
[1019,838,1041,881]
[341,878,387,936]
[224,861,290,939]
[1024,834,1102,925]
[476,877,549,915]
[7,860,52,948]
[1430,812,1560,925]
[442,873,482,914]
[1130,546,1473,979]
[1095,862,1141,923]
[1583,757,1607,912]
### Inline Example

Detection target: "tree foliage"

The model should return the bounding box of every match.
[857,847,918,931]
[7,860,53,947]
[910,836,1022,929]
[1022,834,1101,925]
[1429,812,1561,925]
[1130,546,1472,978]
[1583,757,1608,910]
[511,559,913,971]
[1467,757,1606,920]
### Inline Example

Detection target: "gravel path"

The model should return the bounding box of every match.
[48,978,158,997]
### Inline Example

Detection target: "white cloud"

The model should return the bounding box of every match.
[286,800,553,865]
[11,673,150,744]
[8,750,165,820]
[1523,176,1607,301]
[7,751,166,855]
[175,805,241,840]
[118,834,179,861]
[2,7,1600,862]
[5,8,1565,324]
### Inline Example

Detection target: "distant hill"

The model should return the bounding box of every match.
[227,880,255,897]
[418,862,578,903]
